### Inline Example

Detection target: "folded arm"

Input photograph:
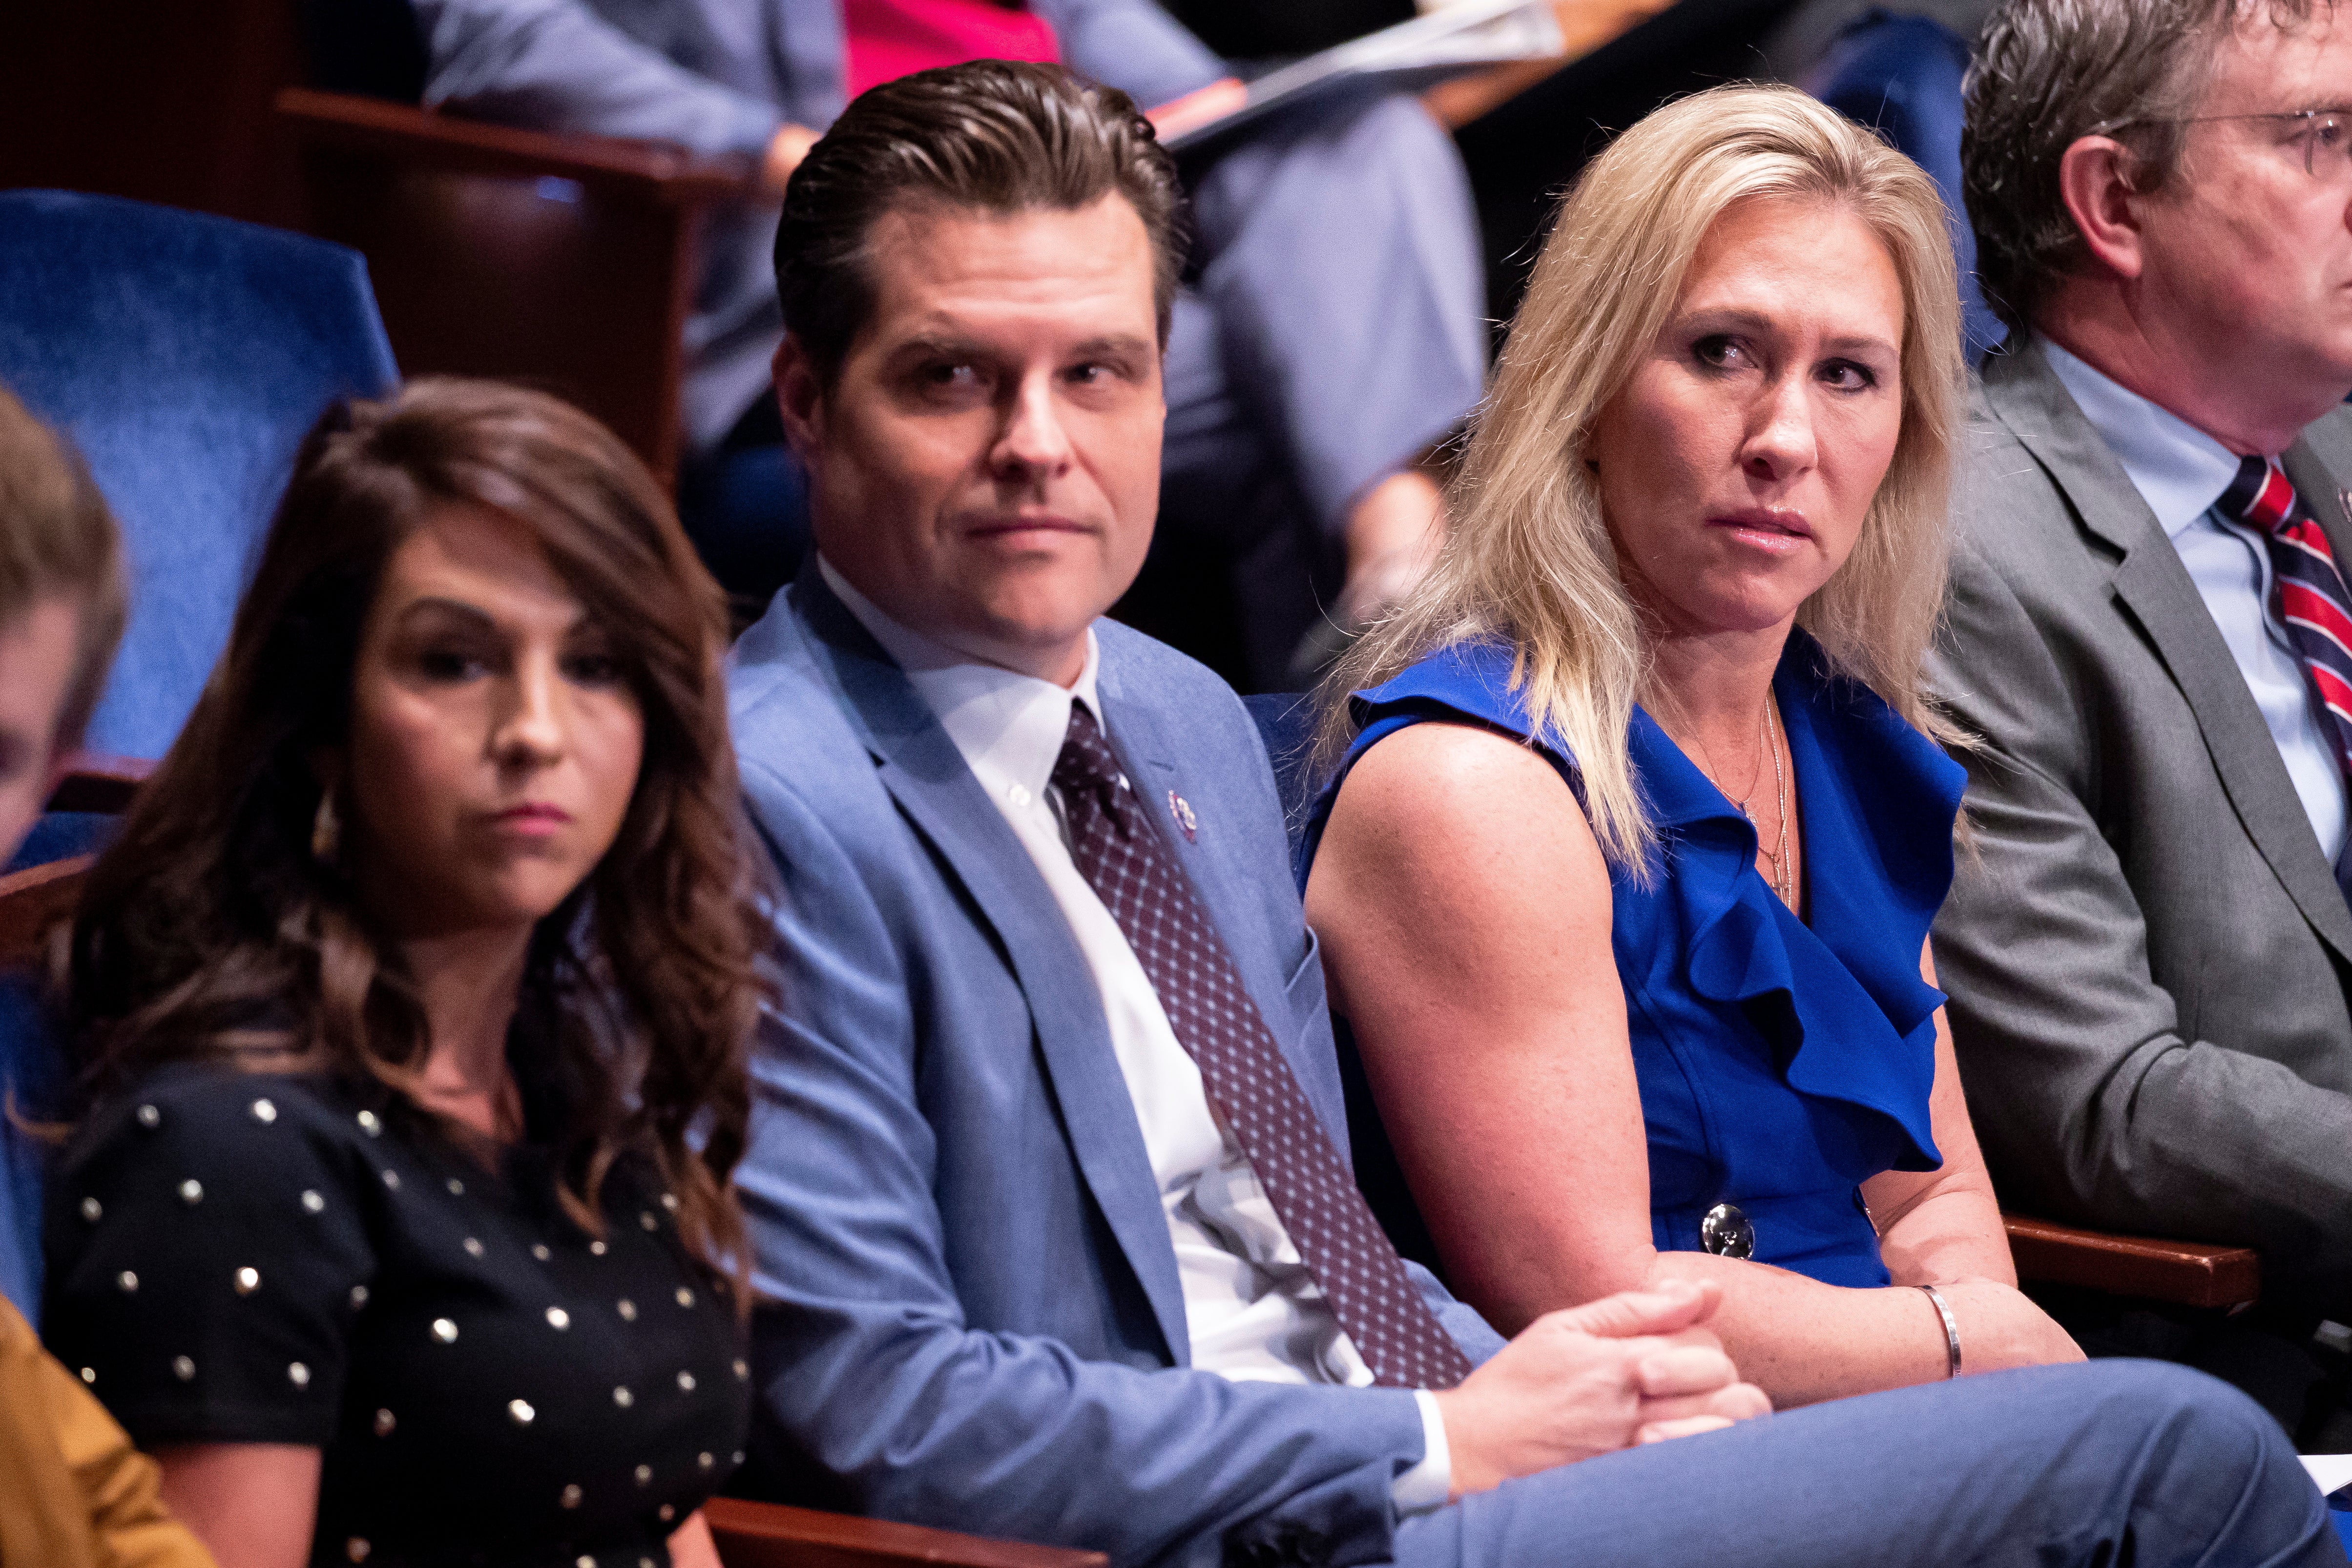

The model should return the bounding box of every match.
[1860,951,2012,1292]
[1304,720,2074,1409]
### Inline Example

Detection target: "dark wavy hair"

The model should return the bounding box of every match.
[61,378,770,1286]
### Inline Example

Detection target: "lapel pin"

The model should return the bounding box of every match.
[1167,790,1198,843]
[2338,488,2352,527]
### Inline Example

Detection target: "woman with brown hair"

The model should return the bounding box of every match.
[42,379,770,1568]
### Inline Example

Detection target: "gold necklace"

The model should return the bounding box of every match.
[1685,695,1796,909]
[1751,699,1794,909]
[1691,701,1769,817]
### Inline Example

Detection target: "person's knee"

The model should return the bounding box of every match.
[2075,1360,2308,1507]
[2085,1358,2282,1439]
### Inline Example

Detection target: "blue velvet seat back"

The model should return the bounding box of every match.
[0,193,395,1318]
[0,189,398,762]
[1805,10,2006,358]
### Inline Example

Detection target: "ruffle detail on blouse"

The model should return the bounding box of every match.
[1325,635,1962,1175]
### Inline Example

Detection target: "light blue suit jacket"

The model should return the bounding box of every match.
[727,571,1502,1568]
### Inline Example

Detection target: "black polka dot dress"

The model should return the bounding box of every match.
[42,1063,750,1568]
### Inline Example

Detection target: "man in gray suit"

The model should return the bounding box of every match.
[411,0,1482,681]
[1928,0,2352,1431]
[723,60,2338,1568]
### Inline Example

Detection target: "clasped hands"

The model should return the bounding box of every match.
[1432,1278,1770,1502]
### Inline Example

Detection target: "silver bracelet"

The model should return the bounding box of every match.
[1917,1284,1962,1379]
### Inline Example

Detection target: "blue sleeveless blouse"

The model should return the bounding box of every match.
[1302,633,1966,1288]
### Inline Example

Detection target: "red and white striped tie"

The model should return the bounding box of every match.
[2223,454,2352,809]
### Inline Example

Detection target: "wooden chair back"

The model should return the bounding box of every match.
[0,758,149,967]
[2002,1214,2259,1312]
[277,89,752,487]
[0,858,91,972]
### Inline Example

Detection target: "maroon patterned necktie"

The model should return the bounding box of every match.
[1050,702,1472,1390]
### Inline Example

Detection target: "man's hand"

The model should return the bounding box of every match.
[1430,1279,1770,1500]
[758,123,822,200]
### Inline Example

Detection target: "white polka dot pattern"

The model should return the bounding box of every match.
[1052,706,1471,1390]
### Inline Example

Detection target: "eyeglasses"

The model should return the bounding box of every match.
[2090,108,2352,183]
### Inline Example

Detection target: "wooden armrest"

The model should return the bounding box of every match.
[2003,1213,2261,1311]
[274,87,755,205]
[0,854,91,967]
[704,1499,1106,1568]
[45,754,153,815]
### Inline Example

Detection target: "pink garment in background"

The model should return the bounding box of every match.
[842,0,1061,100]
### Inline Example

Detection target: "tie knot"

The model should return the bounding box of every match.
[2222,453,2298,532]
[1051,701,1126,806]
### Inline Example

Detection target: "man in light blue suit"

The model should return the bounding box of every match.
[413,0,1480,679]
[724,61,2341,1568]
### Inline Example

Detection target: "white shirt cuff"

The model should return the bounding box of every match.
[1394,1389,1452,1515]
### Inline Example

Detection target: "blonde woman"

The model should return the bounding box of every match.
[1301,85,2081,1408]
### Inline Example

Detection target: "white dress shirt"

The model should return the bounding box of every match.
[819,559,1451,1512]
[2043,338,2351,861]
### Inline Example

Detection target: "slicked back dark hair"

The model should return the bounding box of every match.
[1964,0,2327,335]
[773,59,1187,383]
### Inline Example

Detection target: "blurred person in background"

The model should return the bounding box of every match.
[413,0,1486,685]
[0,384,211,1566]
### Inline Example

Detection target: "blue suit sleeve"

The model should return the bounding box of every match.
[414,0,785,157]
[1033,0,1227,111]
[735,761,1430,1568]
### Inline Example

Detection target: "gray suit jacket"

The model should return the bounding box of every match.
[1928,339,2352,1302]
[728,570,1501,1568]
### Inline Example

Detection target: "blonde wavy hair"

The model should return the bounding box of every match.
[1316,84,1966,871]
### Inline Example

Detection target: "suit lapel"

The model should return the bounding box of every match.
[1985,346,2352,963]
[791,576,1193,1364]
[2283,434,2352,571]
[1091,653,1350,1150]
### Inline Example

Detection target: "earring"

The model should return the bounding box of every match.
[311,788,341,864]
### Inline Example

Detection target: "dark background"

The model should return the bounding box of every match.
[0,0,1804,331]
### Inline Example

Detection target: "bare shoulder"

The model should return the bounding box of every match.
[1333,720,1576,827]
[1318,720,1602,906]
[1310,723,1616,1028]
